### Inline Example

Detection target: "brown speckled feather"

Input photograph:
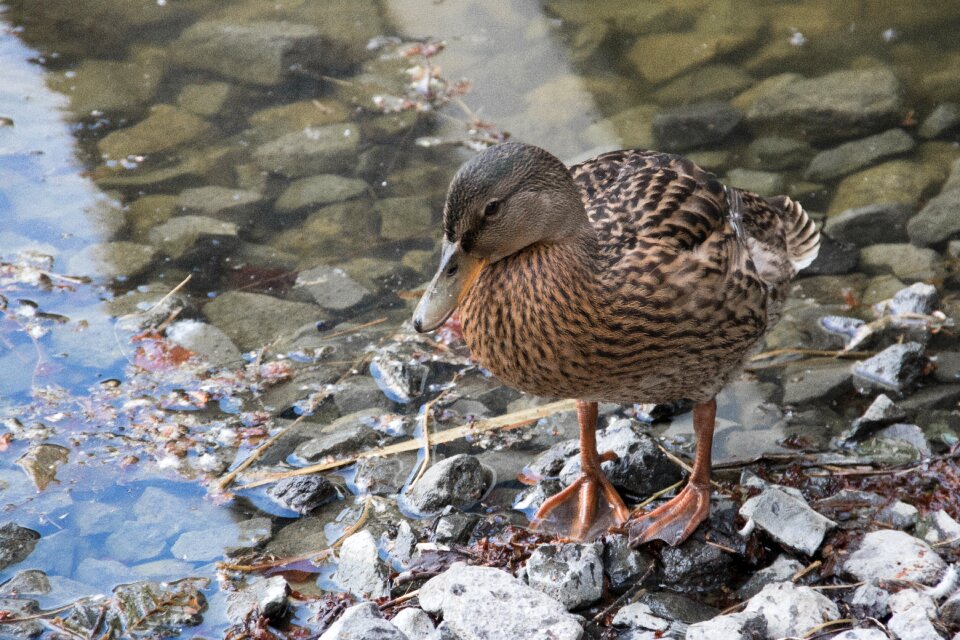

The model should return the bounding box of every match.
[458,148,819,405]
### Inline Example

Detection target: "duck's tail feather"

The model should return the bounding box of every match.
[766,195,820,273]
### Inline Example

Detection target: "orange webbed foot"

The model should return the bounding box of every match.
[626,482,710,547]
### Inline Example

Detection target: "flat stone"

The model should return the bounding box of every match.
[742,581,839,639]
[148,215,238,262]
[293,410,383,463]
[377,196,434,241]
[247,99,351,142]
[175,186,263,218]
[332,530,389,599]
[653,64,754,105]
[736,554,804,600]
[852,342,926,394]
[805,128,915,181]
[419,563,583,640]
[823,203,913,246]
[67,241,158,280]
[98,104,210,159]
[843,530,946,584]
[294,265,371,311]
[165,319,243,369]
[584,104,658,149]
[319,602,406,640]
[685,611,767,640]
[859,243,943,282]
[628,31,755,84]
[267,475,340,515]
[203,291,321,352]
[652,101,742,152]
[919,103,960,139]
[176,82,234,117]
[781,361,852,405]
[878,500,919,530]
[745,67,904,142]
[253,124,359,178]
[724,168,784,196]
[332,377,395,414]
[740,487,835,555]
[887,599,945,640]
[524,542,603,610]
[847,394,907,440]
[829,160,941,215]
[907,162,960,246]
[744,136,813,171]
[275,175,368,212]
[404,454,488,515]
[49,46,165,115]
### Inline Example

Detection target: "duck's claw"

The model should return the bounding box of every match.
[532,466,630,540]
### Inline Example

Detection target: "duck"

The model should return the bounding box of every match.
[412,142,820,546]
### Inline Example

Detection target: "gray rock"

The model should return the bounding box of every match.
[98,104,210,159]
[418,563,583,640]
[170,516,272,562]
[404,454,488,514]
[175,186,263,220]
[859,243,944,282]
[742,581,839,639]
[0,522,40,570]
[0,570,50,596]
[332,530,389,599]
[919,103,960,139]
[941,589,960,627]
[390,607,435,639]
[921,509,960,547]
[253,124,359,178]
[652,64,754,106]
[843,530,946,584]
[67,241,158,280]
[226,575,290,622]
[933,352,960,383]
[852,342,926,394]
[782,361,852,405]
[524,542,603,610]
[830,630,889,640]
[745,68,904,141]
[611,602,672,634]
[354,454,416,496]
[803,235,859,276]
[377,197,434,241]
[846,580,890,618]
[744,136,813,171]
[876,423,931,457]
[658,537,736,593]
[267,475,340,514]
[887,282,939,316]
[887,594,944,640]
[907,164,960,246]
[319,602,407,640]
[172,21,353,86]
[275,175,368,212]
[847,394,907,440]
[652,101,742,152]
[203,290,321,352]
[635,591,718,624]
[177,82,234,117]
[294,265,371,311]
[49,46,165,115]
[685,611,766,640]
[877,500,919,530]
[740,487,836,555]
[805,128,915,181]
[165,319,243,369]
[148,215,238,262]
[333,377,396,414]
[294,410,383,463]
[823,203,913,246]
[0,597,42,637]
[603,534,655,592]
[369,352,429,404]
[736,555,804,600]
[724,168,785,196]
[432,508,480,546]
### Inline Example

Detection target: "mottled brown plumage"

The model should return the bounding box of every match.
[414,142,819,544]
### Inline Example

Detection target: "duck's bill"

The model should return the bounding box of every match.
[412,240,486,333]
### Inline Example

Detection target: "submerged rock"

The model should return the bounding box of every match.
[226,575,290,623]
[652,101,742,152]
[294,265,371,311]
[203,291,321,352]
[919,103,960,139]
[67,241,158,280]
[524,542,603,610]
[852,342,926,394]
[0,523,40,571]
[907,159,960,246]
[147,215,238,263]
[253,124,359,178]
[98,104,210,159]
[419,563,583,640]
[823,203,913,247]
[846,394,907,440]
[804,128,915,181]
[165,319,243,369]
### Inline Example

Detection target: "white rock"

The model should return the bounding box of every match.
[391,607,435,639]
[524,543,603,610]
[888,589,937,617]
[611,602,670,632]
[332,530,389,599]
[743,581,839,638]
[887,604,944,640]
[843,530,946,585]
[419,563,582,640]
[830,630,889,640]
[319,603,407,640]
[923,510,960,547]
[685,611,766,640]
[739,487,836,555]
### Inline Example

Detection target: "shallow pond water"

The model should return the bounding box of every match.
[0,0,959,637]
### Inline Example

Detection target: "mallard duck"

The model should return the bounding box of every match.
[412,142,820,545]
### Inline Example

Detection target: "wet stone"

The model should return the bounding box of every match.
[852,342,926,394]
[651,101,742,152]
[907,159,960,246]
[829,159,942,215]
[652,64,754,106]
[431,508,480,546]
[148,215,238,263]
[419,562,583,640]
[658,536,736,593]
[742,581,839,639]
[294,265,371,311]
[859,243,943,282]
[919,103,960,139]
[49,47,165,115]
[933,352,960,384]
[804,128,915,182]
[354,454,415,496]
[377,196,434,241]
[226,575,290,623]
[887,282,939,316]
[267,475,340,515]
[275,175,368,213]
[803,235,859,276]
[724,168,784,197]
[404,454,488,515]
[390,607,435,640]
[332,377,396,415]
[745,67,904,142]
[253,124,359,178]
[203,290,321,352]
[368,352,429,405]
[781,361,852,406]
[736,555,804,600]
[98,104,210,159]
[685,611,766,640]
[165,319,243,369]
[628,31,755,85]
[740,486,835,555]
[67,241,158,280]
[0,597,42,637]
[0,570,51,596]
[524,542,603,610]
[611,602,672,634]
[319,602,406,640]
[175,186,263,219]
[847,394,907,440]
[603,534,655,593]
[636,591,719,625]
[876,423,931,457]
[744,136,812,171]
[332,530,389,599]
[0,523,40,571]
[294,411,382,463]
[177,82,234,117]
[823,203,913,247]
[843,530,945,584]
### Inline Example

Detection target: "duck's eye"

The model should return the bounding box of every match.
[445,262,459,277]
[483,200,500,217]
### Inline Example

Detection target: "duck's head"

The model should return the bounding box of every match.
[413,142,585,332]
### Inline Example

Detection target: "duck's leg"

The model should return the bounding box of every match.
[627,397,716,547]
[533,400,631,539]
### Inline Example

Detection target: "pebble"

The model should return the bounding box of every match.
[332,530,389,599]
[390,607,436,639]
[887,591,944,640]
[744,136,812,171]
[203,291,322,352]
[919,103,960,139]
[418,563,583,640]
[742,581,840,639]
[431,508,480,545]
[369,351,430,404]
[267,475,340,515]
[98,104,210,159]
[294,265,371,311]
[685,611,767,640]
[176,186,263,219]
[319,602,407,640]
[846,394,907,440]
[875,423,931,457]
[736,555,804,600]
[921,510,960,547]
[0,523,40,571]
[852,342,926,394]
[823,203,913,247]
[628,31,756,85]
[877,500,919,530]
[804,128,915,181]
[226,575,290,623]
[275,175,369,212]
[376,196,434,241]
[843,529,946,584]
[651,101,742,152]
[636,591,719,625]
[740,486,836,555]
[404,454,488,515]
[67,241,158,280]
[941,589,960,627]
[932,352,960,383]
[293,410,383,463]
[611,602,672,634]
[524,542,604,610]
